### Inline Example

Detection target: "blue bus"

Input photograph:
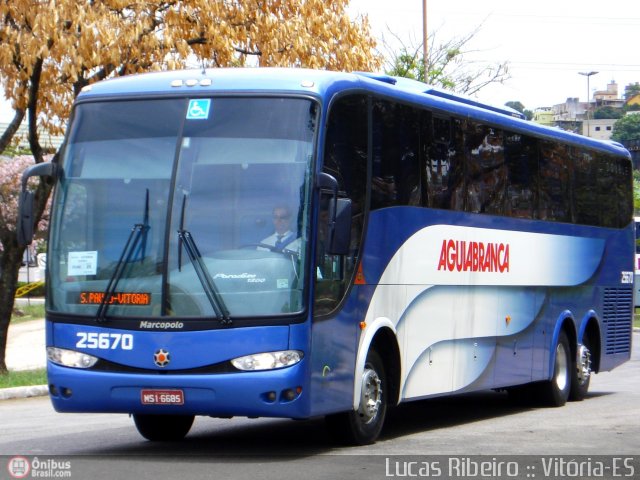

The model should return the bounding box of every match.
[19,68,634,445]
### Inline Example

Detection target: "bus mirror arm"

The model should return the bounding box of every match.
[17,162,57,246]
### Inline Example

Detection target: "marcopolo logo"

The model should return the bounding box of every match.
[139,321,184,330]
[7,456,72,478]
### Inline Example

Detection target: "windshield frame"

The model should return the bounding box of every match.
[46,93,320,329]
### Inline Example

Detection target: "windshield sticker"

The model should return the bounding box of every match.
[277,279,289,289]
[68,251,98,276]
[186,99,211,120]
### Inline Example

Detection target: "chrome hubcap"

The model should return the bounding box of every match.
[555,342,569,391]
[358,367,382,424]
[576,344,592,385]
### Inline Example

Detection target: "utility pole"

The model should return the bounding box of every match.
[578,71,598,137]
[422,0,428,82]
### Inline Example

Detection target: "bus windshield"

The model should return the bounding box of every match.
[48,97,317,320]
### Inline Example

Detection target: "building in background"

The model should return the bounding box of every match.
[533,81,632,140]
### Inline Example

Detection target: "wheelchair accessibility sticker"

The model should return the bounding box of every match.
[186,99,211,120]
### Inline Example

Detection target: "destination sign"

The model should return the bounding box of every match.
[71,291,152,306]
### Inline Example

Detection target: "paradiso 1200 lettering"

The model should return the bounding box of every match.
[437,239,510,273]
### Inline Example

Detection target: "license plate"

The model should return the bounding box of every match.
[141,389,184,405]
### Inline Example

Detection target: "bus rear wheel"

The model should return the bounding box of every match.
[133,414,194,441]
[326,349,387,445]
[569,335,592,401]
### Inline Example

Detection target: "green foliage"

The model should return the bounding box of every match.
[624,82,640,100]
[505,101,525,113]
[612,114,640,142]
[11,302,45,324]
[505,101,533,120]
[0,368,46,388]
[383,25,509,96]
[0,145,32,157]
[633,170,640,214]
[593,106,623,120]
[387,50,425,82]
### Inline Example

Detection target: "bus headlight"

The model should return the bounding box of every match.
[47,347,98,369]
[231,350,303,371]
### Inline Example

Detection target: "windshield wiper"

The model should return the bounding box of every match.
[177,195,231,325]
[96,189,150,323]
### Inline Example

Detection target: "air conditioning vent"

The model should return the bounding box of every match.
[602,288,632,355]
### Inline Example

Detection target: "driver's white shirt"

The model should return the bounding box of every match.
[258,230,301,252]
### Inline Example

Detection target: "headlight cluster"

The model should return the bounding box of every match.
[231,350,303,371]
[47,347,98,369]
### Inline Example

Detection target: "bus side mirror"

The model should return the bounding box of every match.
[17,190,35,246]
[317,172,352,255]
[327,197,351,255]
[17,162,57,246]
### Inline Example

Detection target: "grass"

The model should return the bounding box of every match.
[635,311,640,330]
[0,368,47,388]
[11,302,45,324]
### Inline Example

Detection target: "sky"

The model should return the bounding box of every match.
[1,0,638,121]
[348,0,640,110]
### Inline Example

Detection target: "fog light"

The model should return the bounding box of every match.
[282,386,302,402]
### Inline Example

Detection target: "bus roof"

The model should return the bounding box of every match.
[77,67,630,158]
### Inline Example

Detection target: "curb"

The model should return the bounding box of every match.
[0,384,48,401]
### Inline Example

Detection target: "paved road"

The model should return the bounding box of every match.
[0,333,638,479]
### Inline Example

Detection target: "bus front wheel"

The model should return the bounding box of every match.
[538,330,572,407]
[326,349,387,445]
[132,414,194,441]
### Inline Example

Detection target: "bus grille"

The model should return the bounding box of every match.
[602,288,632,355]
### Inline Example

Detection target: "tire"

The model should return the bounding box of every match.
[536,330,572,407]
[569,334,592,401]
[326,350,387,445]
[133,414,194,441]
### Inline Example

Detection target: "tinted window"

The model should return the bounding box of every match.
[315,95,368,316]
[371,100,421,209]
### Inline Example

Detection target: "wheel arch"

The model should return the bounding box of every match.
[354,318,401,410]
[579,313,602,373]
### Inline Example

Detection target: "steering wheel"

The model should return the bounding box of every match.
[239,243,299,258]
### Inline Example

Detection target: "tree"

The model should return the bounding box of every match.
[505,101,533,120]
[383,24,509,96]
[611,114,640,143]
[0,0,381,373]
[624,83,640,101]
[0,155,50,254]
[633,170,640,214]
[593,106,623,120]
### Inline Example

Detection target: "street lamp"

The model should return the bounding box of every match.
[578,71,598,137]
